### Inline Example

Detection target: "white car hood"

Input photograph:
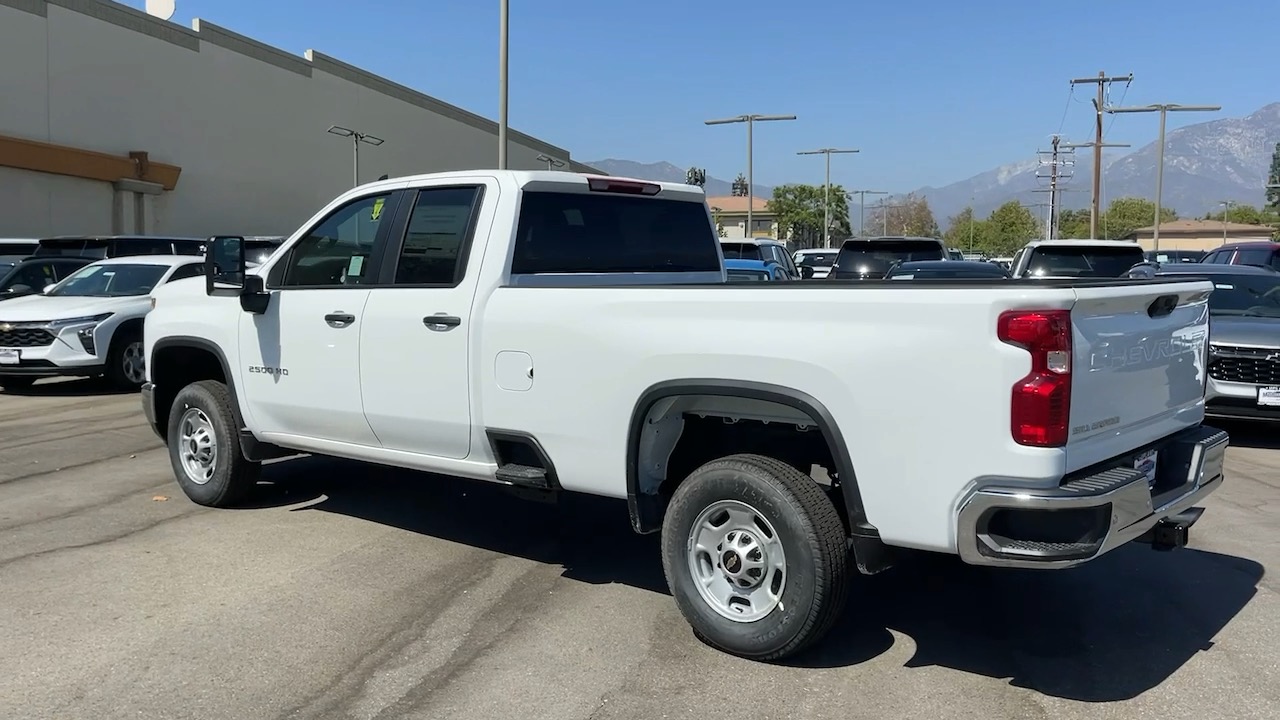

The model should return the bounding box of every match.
[0,294,148,322]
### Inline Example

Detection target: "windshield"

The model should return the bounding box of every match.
[721,243,762,260]
[1205,275,1280,317]
[796,252,837,267]
[1025,245,1145,278]
[49,263,170,297]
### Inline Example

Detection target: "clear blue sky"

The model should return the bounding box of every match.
[121,0,1280,193]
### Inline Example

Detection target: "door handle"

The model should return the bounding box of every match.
[325,312,356,328]
[423,314,462,331]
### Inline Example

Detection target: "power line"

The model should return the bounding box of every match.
[848,190,888,236]
[1033,134,1074,239]
[1069,71,1133,237]
[797,148,859,248]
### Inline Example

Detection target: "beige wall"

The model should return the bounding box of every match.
[0,0,593,238]
[716,214,780,239]
[1132,234,1273,251]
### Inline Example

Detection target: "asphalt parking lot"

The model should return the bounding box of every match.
[0,380,1276,720]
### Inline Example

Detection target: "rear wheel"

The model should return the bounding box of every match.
[660,453,849,660]
[166,380,260,507]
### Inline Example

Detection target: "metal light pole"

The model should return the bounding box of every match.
[705,114,797,238]
[797,148,858,248]
[536,154,565,171]
[848,190,887,236]
[1105,103,1220,252]
[497,0,509,169]
[1219,200,1236,244]
[327,125,385,187]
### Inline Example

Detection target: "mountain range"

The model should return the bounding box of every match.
[586,102,1280,227]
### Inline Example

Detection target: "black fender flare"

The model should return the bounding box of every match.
[150,335,275,461]
[624,379,874,537]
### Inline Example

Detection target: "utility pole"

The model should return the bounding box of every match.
[1069,72,1133,238]
[1106,103,1221,253]
[848,190,888,236]
[877,198,905,236]
[1033,134,1074,240]
[797,148,859,248]
[706,114,797,237]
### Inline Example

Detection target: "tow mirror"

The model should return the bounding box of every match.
[206,236,247,296]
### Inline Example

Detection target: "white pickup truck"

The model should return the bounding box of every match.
[142,170,1228,660]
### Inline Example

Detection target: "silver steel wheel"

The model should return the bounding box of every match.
[686,499,787,622]
[122,341,146,385]
[178,407,218,485]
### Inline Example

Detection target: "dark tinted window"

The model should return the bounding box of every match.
[727,269,770,281]
[512,192,719,274]
[834,240,944,277]
[394,187,481,285]
[796,252,837,267]
[1233,248,1274,268]
[1,261,57,292]
[170,240,206,256]
[1024,245,1145,278]
[1205,274,1280,317]
[1202,250,1230,264]
[35,238,109,258]
[720,242,763,260]
[165,263,205,283]
[893,265,1010,279]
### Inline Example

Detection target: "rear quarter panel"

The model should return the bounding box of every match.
[477,283,1082,552]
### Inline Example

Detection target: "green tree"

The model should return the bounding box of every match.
[943,207,993,252]
[864,193,939,237]
[1057,209,1092,239]
[986,201,1040,255]
[766,184,851,248]
[1099,197,1177,239]
[1266,143,1280,212]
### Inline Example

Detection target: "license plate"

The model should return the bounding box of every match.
[0,348,18,365]
[1258,386,1280,407]
[1134,449,1158,488]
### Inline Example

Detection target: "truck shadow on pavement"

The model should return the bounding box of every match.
[1212,420,1280,450]
[251,454,1264,704]
[2,378,134,397]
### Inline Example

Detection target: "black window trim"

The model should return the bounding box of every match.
[375,183,487,289]
[265,190,406,291]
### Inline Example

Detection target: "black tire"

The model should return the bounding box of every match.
[166,380,260,507]
[0,376,36,391]
[105,328,146,391]
[661,453,849,661]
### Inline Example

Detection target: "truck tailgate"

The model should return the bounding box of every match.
[1066,279,1213,472]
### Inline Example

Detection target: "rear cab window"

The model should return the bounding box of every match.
[833,239,944,278]
[1023,245,1146,278]
[720,242,762,260]
[511,183,720,275]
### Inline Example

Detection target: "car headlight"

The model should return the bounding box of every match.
[47,313,114,329]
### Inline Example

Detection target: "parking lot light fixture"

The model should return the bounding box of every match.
[705,114,797,236]
[327,125,385,187]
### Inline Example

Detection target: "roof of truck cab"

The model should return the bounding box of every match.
[84,255,202,268]
[1022,239,1143,248]
[347,170,708,201]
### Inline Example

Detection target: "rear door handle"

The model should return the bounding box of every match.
[423,314,461,331]
[325,312,356,328]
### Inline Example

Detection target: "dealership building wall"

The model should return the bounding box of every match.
[0,0,597,238]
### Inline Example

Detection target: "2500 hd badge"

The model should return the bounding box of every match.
[248,365,288,377]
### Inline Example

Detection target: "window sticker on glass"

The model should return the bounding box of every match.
[348,255,366,278]
[370,197,386,221]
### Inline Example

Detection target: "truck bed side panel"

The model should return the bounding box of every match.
[477,285,1080,552]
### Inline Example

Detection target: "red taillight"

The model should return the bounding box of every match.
[997,309,1072,447]
[586,176,661,195]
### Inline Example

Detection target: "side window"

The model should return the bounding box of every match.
[165,263,205,283]
[11,263,54,289]
[1234,249,1270,267]
[1269,250,1280,270]
[279,194,391,288]
[1202,250,1228,264]
[393,186,482,286]
[113,239,174,256]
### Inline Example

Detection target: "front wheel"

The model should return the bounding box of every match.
[166,380,260,507]
[105,330,147,391]
[660,453,849,661]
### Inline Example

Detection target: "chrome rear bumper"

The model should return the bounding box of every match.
[956,425,1228,568]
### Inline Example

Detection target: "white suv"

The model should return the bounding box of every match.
[0,255,205,391]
